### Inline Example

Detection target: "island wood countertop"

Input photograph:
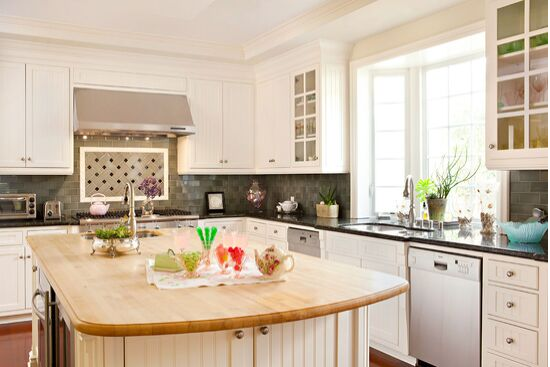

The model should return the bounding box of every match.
[27,230,409,337]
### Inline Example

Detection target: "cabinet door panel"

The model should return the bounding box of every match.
[0,62,26,168]
[188,79,223,168]
[0,245,25,313]
[26,64,71,168]
[223,82,254,169]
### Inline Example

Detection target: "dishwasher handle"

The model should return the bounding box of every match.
[434,260,448,271]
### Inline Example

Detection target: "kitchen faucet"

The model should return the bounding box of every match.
[123,182,138,240]
[403,175,415,228]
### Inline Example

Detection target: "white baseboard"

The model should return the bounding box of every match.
[0,312,32,324]
[371,343,417,366]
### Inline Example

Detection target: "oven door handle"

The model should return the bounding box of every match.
[33,289,56,367]
[31,289,46,321]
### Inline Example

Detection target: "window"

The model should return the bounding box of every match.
[371,73,407,213]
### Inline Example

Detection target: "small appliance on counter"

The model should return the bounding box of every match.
[44,201,63,220]
[0,193,37,220]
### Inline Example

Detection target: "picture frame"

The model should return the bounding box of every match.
[205,192,225,214]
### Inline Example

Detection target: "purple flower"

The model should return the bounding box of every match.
[138,176,162,199]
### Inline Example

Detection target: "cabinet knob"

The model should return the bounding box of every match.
[505,337,514,344]
[259,326,269,335]
[18,255,24,259]
[274,230,278,234]
[506,270,514,278]
[222,226,226,230]
[27,157,32,161]
[21,157,25,161]
[32,265,38,272]
[506,301,514,308]
[234,330,244,339]
[313,156,318,161]
[224,160,228,163]
[26,255,31,259]
[268,159,275,163]
[254,226,258,230]
[219,159,223,164]
[488,144,495,150]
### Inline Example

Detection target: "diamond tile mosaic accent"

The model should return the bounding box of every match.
[81,148,168,202]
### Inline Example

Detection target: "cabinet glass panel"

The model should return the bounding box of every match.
[306,140,316,161]
[497,116,525,149]
[497,1,525,40]
[306,117,316,138]
[530,0,548,31]
[529,72,548,108]
[498,78,525,112]
[497,40,525,76]
[305,70,316,93]
[295,96,304,117]
[305,93,316,115]
[295,142,305,162]
[529,33,548,70]
[295,119,304,139]
[529,112,548,148]
[294,74,304,95]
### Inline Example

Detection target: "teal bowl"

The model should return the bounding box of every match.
[498,221,548,243]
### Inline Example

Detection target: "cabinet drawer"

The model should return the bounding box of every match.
[485,319,538,365]
[359,238,399,264]
[326,252,361,267]
[485,352,530,367]
[266,224,286,240]
[486,260,539,290]
[0,231,23,246]
[486,285,539,327]
[325,232,360,256]
[247,220,266,236]
[204,220,243,233]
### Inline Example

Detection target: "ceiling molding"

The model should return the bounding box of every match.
[243,0,376,60]
[0,14,245,62]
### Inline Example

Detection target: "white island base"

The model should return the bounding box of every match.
[75,307,369,367]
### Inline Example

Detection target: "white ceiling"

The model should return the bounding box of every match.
[0,0,334,45]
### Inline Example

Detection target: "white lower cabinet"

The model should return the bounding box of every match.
[324,232,409,359]
[0,245,26,313]
[201,218,244,233]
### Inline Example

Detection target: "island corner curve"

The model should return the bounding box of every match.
[27,230,409,338]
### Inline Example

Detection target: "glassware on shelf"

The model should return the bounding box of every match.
[306,140,316,161]
[294,96,304,117]
[295,119,304,139]
[294,74,304,95]
[529,113,548,148]
[497,116,525,150]
[497,1,525,39]
[497,78,524,112]
[295,141,304,162]
[305,93,316,115]
[306,117,316,138]
[305,70,316,92]
[530,0,548,31]
[529,73,548,108]
[497,40,524,76]
[529,33,548,70]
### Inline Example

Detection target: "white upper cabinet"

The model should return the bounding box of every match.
[0,61,26,168]
[26,64,71,169]
[223,82,254,169]
[186,79,224,169]
[0,62,72,174]
[292,68,319,167]
[178,79,255,173]
[255,75,291,169]
[486,0,548,170]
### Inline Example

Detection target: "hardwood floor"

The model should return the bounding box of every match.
[0,322,413,367]
[0,322,32,367]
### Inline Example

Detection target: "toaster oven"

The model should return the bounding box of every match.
[0,193,37,220]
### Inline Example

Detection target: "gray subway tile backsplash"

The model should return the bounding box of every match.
[509,170,548,222]
[0,136,350,219]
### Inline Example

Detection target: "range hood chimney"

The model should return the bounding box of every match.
[74,88,195,137]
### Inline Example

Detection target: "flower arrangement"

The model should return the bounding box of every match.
[138,176,162,216]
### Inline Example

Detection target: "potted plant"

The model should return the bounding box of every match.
[415,149,480,222]
[316,186,339,218]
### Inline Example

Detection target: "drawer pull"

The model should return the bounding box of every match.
[505,337,514,344]
[222,226,226,230]
[32,265,38,272]
[506,301,514,308]
[259,326,269,335]
[18,255,24,259]
[506,270,514,278]
[254,226,258,230]
[273,230,278,234]
[234,330,244,339]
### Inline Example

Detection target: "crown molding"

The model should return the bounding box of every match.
[243,0,375,60]
[0,14,245,62]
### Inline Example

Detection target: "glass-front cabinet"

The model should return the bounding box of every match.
[487,0,548,169]
[292,68,319,166]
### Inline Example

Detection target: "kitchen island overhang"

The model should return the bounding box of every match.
[28,231,408,366]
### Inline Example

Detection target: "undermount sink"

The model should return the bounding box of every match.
[80,229,162,240]
[340,223,434,233]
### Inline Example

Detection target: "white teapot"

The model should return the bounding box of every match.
[278,200,298,213]
[89,193,110,216]
[255,245,295,279]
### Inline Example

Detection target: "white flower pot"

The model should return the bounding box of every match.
[316,204,339,218]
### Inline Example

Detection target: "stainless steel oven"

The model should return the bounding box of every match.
[0,193,37,220]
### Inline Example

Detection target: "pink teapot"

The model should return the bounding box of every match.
[89,193,110,216]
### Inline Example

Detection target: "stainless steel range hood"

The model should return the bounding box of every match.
[74,88,195,137]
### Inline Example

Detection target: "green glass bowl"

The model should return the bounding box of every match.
[498,221,548,243]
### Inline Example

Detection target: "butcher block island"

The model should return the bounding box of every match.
[27,230,408,367]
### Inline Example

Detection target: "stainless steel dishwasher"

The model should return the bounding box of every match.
[408,247,481,367]
[287,227,320,257]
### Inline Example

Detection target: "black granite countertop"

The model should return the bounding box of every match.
[201,212,548,262]
[0,216,78,229]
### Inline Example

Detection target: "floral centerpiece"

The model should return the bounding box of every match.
[138,176,162,216]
